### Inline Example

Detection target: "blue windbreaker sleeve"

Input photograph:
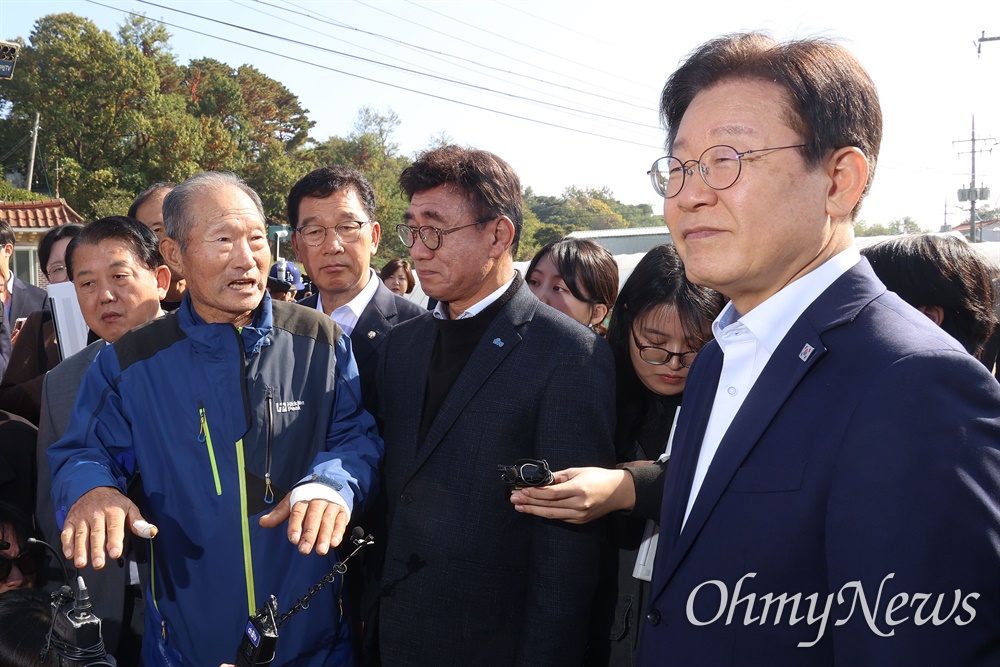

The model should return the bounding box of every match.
[295,332,383,514]
[47,346,137,529]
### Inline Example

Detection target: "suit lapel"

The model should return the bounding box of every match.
[351,283,397,373]
[406,285,532,477]
[650,260,887,600]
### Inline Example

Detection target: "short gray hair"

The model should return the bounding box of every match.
[163,172,266,250]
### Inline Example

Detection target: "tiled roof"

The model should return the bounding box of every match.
[0,198,84,229]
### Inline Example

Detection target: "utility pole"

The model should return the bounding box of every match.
[954,117,995,242]
[54,158,60,199]
[25,112,39,193]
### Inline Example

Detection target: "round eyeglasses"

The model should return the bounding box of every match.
[631,328,698,368]
[295,221,370,247]
[396,220,487,251]
[647,144,806,199]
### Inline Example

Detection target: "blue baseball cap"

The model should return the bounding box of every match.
[269,261,305,290]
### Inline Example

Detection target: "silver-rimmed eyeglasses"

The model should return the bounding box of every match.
[631,327,699,368]
[295,220,370,247]
[647,144,806,198]
[396,219,487,251]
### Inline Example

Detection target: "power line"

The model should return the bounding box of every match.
[244,0,646,127]
[133,0,658,131]
[353,0,652,107]
[494,1,649,60]
[267,0,655,113]
[84,0,661,149]
[404,0,651,90]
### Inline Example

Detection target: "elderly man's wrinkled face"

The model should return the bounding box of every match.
[71,239,169,343]
[166,184,270,326]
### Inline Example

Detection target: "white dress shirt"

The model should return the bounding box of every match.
[682,246,861,528]
[314,268,380,335]
[432,274,516,320]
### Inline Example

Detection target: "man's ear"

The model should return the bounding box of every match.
[489,216,516,259]
[825,146,869,221]
[160,237,184,278]
[291,230,302,258]
[370,221,381,256]
[154,265,171,300]
[918,304,945,327]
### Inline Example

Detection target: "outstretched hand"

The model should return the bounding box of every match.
[259,494,348,555]
[509,466,637,524]
[61,486,157,569]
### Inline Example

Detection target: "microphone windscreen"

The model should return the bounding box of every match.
[352,526,365,540]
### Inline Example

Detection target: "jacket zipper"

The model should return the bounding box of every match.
[264,388,275,505]
[233,325,256,617]
[198,401,223,496]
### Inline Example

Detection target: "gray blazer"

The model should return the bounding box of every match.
[376,280,617,666]
[36,340,138,656]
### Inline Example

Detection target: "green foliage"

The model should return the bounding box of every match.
[313,107,412,263]
[0,13,314,220]
[0,179,45,202]
[855,216,925,237]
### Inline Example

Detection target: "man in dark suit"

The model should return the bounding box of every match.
[376,146,616,665]
[0,219,47,378]
[636,34,1000,666]
[288,166,423,419]
[35,217,169,663]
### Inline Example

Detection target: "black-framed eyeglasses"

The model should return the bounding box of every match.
[396,219,489,251]
[0,552,41,580]
[631,328,699,368]
[295,220,371,247]
[647,144,806,199]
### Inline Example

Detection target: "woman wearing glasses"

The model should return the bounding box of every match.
[511,244,724,665]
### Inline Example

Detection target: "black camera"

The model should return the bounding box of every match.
[45,577,116,666]
[498,458,554,489]
[25,538,115,667]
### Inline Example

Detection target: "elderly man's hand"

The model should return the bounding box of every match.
[61,486,158,569]
[259,494,348,555]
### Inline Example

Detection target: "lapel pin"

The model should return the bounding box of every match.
[798,343,815,362]
[493,338,504,348]
[367,330,377,339]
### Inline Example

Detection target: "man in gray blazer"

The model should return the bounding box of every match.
[376,146,616,665]
[36,216,169,662]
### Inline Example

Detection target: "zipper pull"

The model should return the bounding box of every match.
[161,619,167,641]
[263,473,275,505]
[198,404,207,443]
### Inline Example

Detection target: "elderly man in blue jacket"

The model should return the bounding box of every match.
[49,171,383,666]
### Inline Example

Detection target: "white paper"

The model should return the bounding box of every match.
[48,281,88,360]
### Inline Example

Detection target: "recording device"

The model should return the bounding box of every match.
[0,40,18,80]
[28,538,116,667]
[497,458,554,490]
[235,527,375,667]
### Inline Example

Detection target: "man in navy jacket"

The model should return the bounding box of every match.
[637,33,1000,666]
[49,172,383,666]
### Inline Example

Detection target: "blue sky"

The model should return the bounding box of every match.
[2,0,999,230]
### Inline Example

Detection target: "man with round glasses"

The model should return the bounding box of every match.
[638,33,1000,666]
[375,145,615,665]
